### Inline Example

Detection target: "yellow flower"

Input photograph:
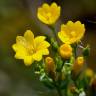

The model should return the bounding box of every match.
[73,56,84,73]
[58,21,85,44]
[12,30,50,66]
[59,44,72,59]
[37,2,61,25]
[85,68,94,78]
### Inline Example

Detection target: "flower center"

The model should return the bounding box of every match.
[70,31,76,37]
[26,44,35,55]
[46,12,51,20]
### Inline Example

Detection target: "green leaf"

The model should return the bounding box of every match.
[40,73,55,89]
[61,80,68,89]
[42,79,55,89]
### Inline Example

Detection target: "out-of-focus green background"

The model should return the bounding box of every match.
[0,0,96,96]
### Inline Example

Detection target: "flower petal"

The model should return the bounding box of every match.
[32,52,42,61]
[12,44,27,59]
[14,51,26,59]
[24,56,34,66]
[67,21,74,26]
[24,30,34,44]
[16,36,26,46]
[39,49,49,55]
[51,2,60,16]
[35,36,50,50]
[12,44,26,52]
[34,36,46,44]
[51,2,58,8]
[37,8,50,24]
[37,41,50,50]
[42,3,50,12]
[58,31,69,44]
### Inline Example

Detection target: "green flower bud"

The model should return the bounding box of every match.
[83,45,90,58]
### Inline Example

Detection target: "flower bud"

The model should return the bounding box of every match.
[83,45,90,58]
[45,57,56,79]
[90,75,96,90]
[59,44,72,59]
[73,56,84,73]
[69,84,76,93]
[85,68,94,78]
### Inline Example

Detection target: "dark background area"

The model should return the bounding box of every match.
[0,0,96,96]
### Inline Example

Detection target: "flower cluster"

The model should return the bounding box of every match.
[12,2,95,96]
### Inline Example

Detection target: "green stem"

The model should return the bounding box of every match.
[48,25,58,42]
[55,83,63,96]
[53,80,63,96]
[56,86,63,96]
[73,43,78,59]
[48,25,63,96]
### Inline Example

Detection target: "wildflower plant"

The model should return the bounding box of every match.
[12,2,94,96]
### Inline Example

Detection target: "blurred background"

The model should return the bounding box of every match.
[0,0,96,96]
